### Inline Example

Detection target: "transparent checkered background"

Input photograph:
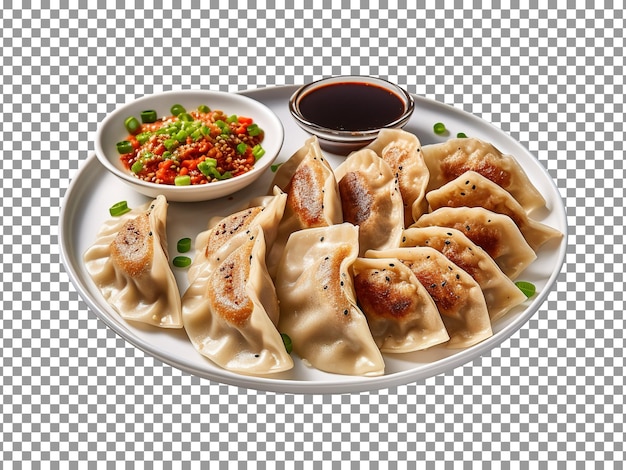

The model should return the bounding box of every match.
[2,1,623,467]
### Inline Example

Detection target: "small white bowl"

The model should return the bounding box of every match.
[289,76,414,155]
[95,89,284,202]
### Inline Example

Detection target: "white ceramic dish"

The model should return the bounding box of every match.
[61,85,567,394]
[94,89,284,202]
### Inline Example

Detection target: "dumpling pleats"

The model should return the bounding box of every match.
[276,223,385,376]
[83,195,183,328]
[401,226,527,321]
[413,206,536,280]
[352,257,449,353]
[366,247,493,349]
[422,137,546,213]
[182,227,294,375]
[426,170,563,252]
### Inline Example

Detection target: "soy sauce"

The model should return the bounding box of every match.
[298,82,406,131]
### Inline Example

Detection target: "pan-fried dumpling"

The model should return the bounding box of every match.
[352,257,449,352]
[267,136,343,276]
[187,189,287,282]
[366,247,493,349]
[275,223,385,376]
[334,148,404,255]
[365,128,430,224]
[426,171,563,252]
[83,195,182,328]
[182,227,294,375]
[413,207,536,279]
[421,137,546,213]
[401,227,527,321]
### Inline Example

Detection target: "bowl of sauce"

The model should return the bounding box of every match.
[289,76,414,154]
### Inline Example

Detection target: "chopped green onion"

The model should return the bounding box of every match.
[163,138,178,151]
[236,142,247,154]
[191,129,203,141]
[175,129,188,142]
[198,104,211,113]
[170,104,186,116]
[140,110,158,123]
[174,175,191,186]
[109,201,131,217]
[198,159,218,177]
[124,116,141,134]
[226,114,238,123]
[135,132,152,145]
[173,256,192,268]
[131,160,143,173]
[252,144,265,160]
[116,140,134,154]
[433,122,447,135]
[457,132,467,138]
[247,123,262,136]
[271,163,283,172]
[515,281,536,298]
[177,237,192,253]
[281,333,293,354]
[178,112,193,122]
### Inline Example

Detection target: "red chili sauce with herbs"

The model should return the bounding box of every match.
[117,105,265,186]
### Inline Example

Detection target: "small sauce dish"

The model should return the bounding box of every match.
[289,76,414,154]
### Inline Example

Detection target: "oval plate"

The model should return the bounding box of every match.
[59,86,567,394]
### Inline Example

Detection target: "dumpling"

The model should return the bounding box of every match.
[334,148,404,255]
[83,195,182,328]
[275,223,385,376]
[426,170,563,252]
[401,226,527,321]
[365,128,430,224]
[267,136,343,276]
[413,207,536,279]
[352,257,449,352]
[421,137,546,213]
[366,247,493,349]
[187,189,287,282]
[182,227,294,375]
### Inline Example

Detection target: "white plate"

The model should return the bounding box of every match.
[60,85,567,394]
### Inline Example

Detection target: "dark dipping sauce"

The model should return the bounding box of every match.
[298,82,406,131]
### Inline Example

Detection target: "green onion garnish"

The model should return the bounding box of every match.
[174,175,191,186]
[140,110,158,123]
[252,144,265,160]
[247,123,262,136]
[116,140,133,154]
[163,139,178,151]
[515,281,536,298]
[109,201,131,217]
[271,163,283,172]
[226,114,238,123]
[198,159,217,177]
[198,104,211,113]
[433,122,447,135]
[236,142,247,154]
[178,112,193,122]
[170,104,186,116]
[457,132,467,138]
[281,333,293,354]
[124,116,141,134]
[173,256,192,268]
[131,160,143,174]
[177,237,192,253]
[136,132,152,145]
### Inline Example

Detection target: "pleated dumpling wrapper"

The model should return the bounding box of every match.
[334,148,404,256]
[401,226,527,322]
[267,135,343,276]
[83,195,182,328]
[421,137,546,213]
[352,257,450,353]
[275,223,385,376]
[366,247,493,349]
[413,207,536,280]
[187,189,287,282]
[182,226,293,375]
[365,128,430,224]
[425,170,563,252]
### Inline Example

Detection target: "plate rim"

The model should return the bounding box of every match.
[59,85,568,394]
